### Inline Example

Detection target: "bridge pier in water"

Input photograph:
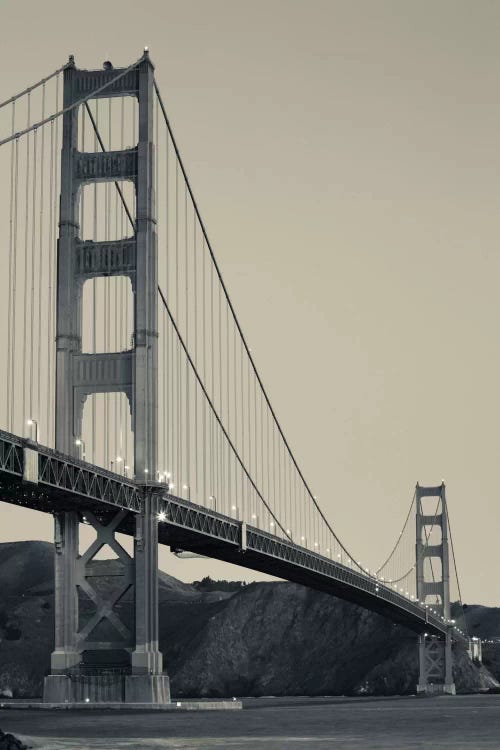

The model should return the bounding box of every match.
[43,496,169,704]
[415,483,456,695]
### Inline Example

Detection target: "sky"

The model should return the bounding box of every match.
[0,0,499,605]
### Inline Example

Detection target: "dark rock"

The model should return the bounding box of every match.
[0,541,497,699]
[0,730,28,750]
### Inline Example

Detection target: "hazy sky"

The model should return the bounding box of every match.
[0,0,499,605]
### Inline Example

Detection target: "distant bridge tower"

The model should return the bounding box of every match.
[415,482,456,695]
[44,52,168,704]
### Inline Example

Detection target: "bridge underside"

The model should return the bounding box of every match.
[158,526,439,635]
[0,469,445,638]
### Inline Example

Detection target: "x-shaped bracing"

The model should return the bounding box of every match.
[76,509,134,650]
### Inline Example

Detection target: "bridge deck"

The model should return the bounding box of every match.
[0,430,462,641]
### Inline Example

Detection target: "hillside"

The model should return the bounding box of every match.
[0,541,497,698]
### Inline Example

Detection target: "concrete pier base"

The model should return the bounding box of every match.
[125,674,170,704]
[43,675,72,704]
[3,699,242,711]
[416,682,456,696]
[43,673,171,705]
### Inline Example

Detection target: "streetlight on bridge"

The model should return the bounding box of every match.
[208,495,217,511]
[26,418,38,443]
[75,438,86,460]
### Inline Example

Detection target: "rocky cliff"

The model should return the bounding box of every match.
[0,541,497,698]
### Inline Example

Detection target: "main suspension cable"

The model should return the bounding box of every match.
[0,64,66,110]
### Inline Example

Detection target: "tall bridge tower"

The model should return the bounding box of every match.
[44,52,168,704]
[415,483,456,695]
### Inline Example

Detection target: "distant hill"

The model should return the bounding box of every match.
[0,541,497,698]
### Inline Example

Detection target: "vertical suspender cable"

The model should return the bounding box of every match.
[29,126,38,427]
[48,76,59,446]
[233,319,238,511]
[103,99,111,467]
[226,305,231,507]
[241,336,245,521]
[185,182,190,493]
[202,236,207,502]
[37,85,46,437]
[22,94,31,429]
[210,256,214,501]
[119,95,125,465]
[194,212,199,500]
[218,281,223,510]
[92,99,98,463]
[7,103,16,430]
[12,135,19,432]
[176,159,181,487]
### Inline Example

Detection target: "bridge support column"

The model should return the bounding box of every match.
[126,492,170,703]
[43,512,81,703]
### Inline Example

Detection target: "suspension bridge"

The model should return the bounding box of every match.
[0,51,473,704]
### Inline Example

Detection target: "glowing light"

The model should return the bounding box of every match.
[157,511,167,522]
[75,439,82,446]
